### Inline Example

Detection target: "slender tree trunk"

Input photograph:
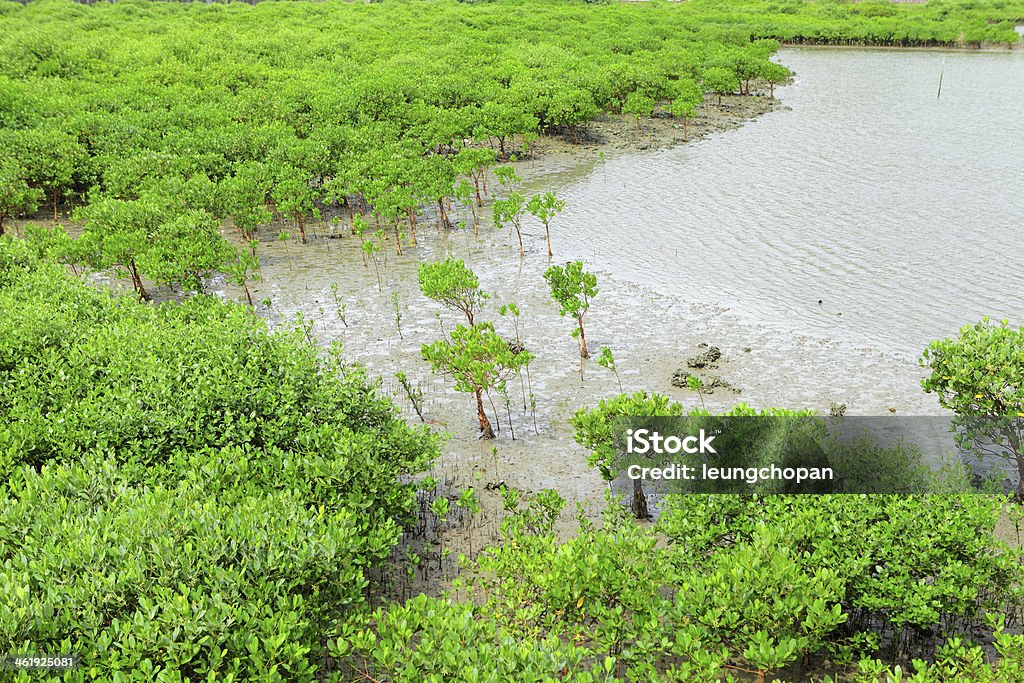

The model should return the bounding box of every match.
[438,199,451,230]
[473,176,483,207]
[475,388,495,439]
[128,260,150,301]
[545,223,552,259]
[296,212,307,244]
[393,220,403,256]
[371,253,382,292]
[407,207,417,245]
[578,318,589,359]
[631,478,650,519]
[514,225,524,258]
[683,117,689,142]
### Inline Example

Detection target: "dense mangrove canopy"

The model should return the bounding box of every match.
[0,237,443,679]
[1,0,1022,293]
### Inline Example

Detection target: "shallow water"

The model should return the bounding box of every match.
[242,48,1024,522]
[520,47,1024,356]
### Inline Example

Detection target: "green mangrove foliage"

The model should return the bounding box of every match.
[417,256,489,326]
[421,322,534,439]
[571,390,685,479]
[762,61,791,100]
[0,238,439,680]
[0,0,805,278]
[0,160,42,235]
[5,232,1024,679]
[544,260,599,360]
[2,0,1024,679]
[74,196,233,299]
[669,79,704,142]
[596,345,623,392]
[702,66,741,106]
[852,627,1024,683]
[922,318,1024,495]
[492,167,528,257]
[526,191,565,260]
[337,484,1024,682]
[2,0,1017,278]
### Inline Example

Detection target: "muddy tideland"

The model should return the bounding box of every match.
[213,88,971,596]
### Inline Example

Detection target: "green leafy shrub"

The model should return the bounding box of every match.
[921,318,1024,495]
[853,618,1024,682]
[544,260,598,360]
[0,240,438,679]
[659,493,1022,635]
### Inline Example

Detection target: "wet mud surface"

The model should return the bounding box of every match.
[232,93,951,589]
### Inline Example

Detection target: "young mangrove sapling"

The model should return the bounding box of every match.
[526,191,565,260]
[543,260,598,359]
[421,321,534,439]
[418,256,489,325]
[597,346,623,392]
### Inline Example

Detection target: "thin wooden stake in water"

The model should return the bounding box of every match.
[937,55,946,99]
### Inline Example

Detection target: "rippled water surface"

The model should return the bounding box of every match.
[527,48,1024,355]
